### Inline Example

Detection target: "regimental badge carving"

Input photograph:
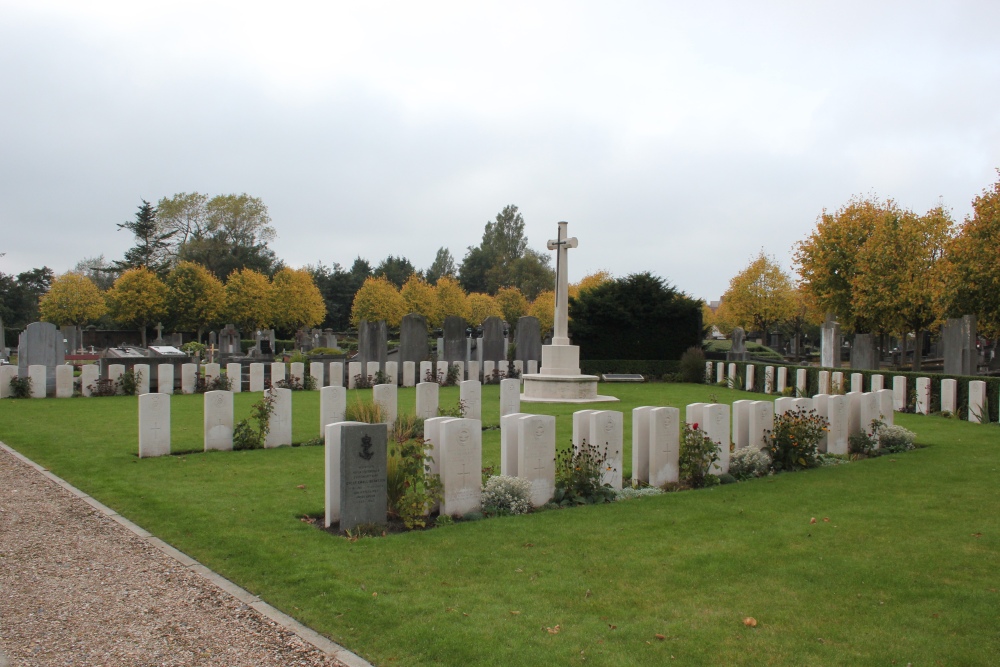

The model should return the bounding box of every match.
[534,422,545,439]
[458,428,470,444]
[359,434,374,461]
[604,417,614,433]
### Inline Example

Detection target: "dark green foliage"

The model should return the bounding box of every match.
[0,266,54,333]
[679,347,708,383]
[87,378,118,397]
[679,424,720,488]
[552,440,617,505]
[766,407,828,471]
[569,272,702,360]
[233,393,275,450]
[373,255,416,289]
[113,200,176,275]
[8,375,32,399]
[119,368,142,396]
[424,247,456,285]
[308,259,370,330]
[387,418,442,530]
[457,205,553,299]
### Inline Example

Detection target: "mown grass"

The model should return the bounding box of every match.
[1,383,998,666]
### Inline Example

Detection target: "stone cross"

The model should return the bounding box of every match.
[207,343,216,363]
[546,221,578,346]
[154,322,164,343]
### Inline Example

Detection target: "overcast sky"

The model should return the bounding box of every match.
[1,1,998,301]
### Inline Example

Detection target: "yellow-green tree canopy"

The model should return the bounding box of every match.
[720,250,795,337]
[529,290,555,334]
[39,272,107,326]
[434,275,468,326]
[224,268,273,331]
[495,286,528,325]
[351,275,406,327]
[467,293,502,326]
[271,267,326,332]
[165,261,225,335]
[400,274,439,324]
[106,267,168,346]
[569,270,612,300]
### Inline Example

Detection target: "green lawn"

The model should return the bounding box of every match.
[1,384,998,666]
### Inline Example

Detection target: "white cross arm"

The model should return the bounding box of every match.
[546,236,579,250]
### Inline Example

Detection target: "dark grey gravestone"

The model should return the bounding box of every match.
[399,313,429,364]
[17,321,65,395]
[60,325,79,355]
[849,333,878,370]
[340,423,388,532]
[727,327,747,361]
[942,315,977,376]
[357,319,388,373]
[0,315,7,359]
[220,324,240,354]
[515,316,541,366]
[443,316,467,364]
[481,316,505,363]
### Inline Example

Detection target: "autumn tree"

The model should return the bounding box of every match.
[495,286,528,325]
[529,290,555,334]
[424,247,456,285]
[569,270,613,299]
[157,192,209,255]
[400,274,439,324]
[224,268,273,332]
[373,255,417,289]
[271,267,327,334]
[164,261,226,341]
[175,193,280,280]
[458,205,554,298]
[351,276,406,327]
[434,275,468,326]
[106,267,168,346]
[941,173,1000,339]
[721,251,796,338]
[39,273,107,326]
[467,293,502,326]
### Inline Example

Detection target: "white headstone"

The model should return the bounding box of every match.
[748,400,774,452]
[517,414,556,506]
[329,361,344,388]
[138,393,170,458]
[271,362,286,386]
[876,388,894,427]
[264,387,292,447]
[813,394,830,452]
[324,420,366,527]
[310,361,324,389]
[0,365,16,398]
[763,366,775,394]
[774,397,794,416]
[846,391,862,436]
[968,380,986,423]
[80,365,99,397]
[422,416,452,478]
[373,383,397,425]
[181,363,198,394]
[527,360,538,375]
[831,371,844,393]
[705,361,714,384]
[452,361,465,382]
[460,380,482,420]
[205,363,221,385]
[648,406,680,486]
[500,378,520,417]
[716,362,725,384]
[915,377,931,415]
[731,400,752,449]
[385,360,398,385]
[631,406,653,484]
[703,403,730,474]
[826,395,849,455]
[402,361,416,387]
[588,411,623,490]
[500,412,529,476]
[29,364,46,398]
[415,381,439,420]
[796,369,808,397]
[365,360,381,382]
[227,363,241,393]
[941,378,958,415]
[348,361,362,389]
[870,374,884,391]
[418,360,433,384]
[55,365,73,398]
[776,367,787,393]
[792,397,813,413]
[109,364,125,394]
[818,370,830,395]
[745,364,755,392]
[436,361,448,383]
[892,376,907,412]
[850,373,863,394]
[572,409,598,449]
[513,360,524,376]
[440,418,483,516]
[289,361,304,385]
[685,402,707,426]
[467,360,479,383]
[727,363,737,388]
[859,392,880,445]
[204,390,234,451]
[249,363,264,392]
[133,363,150,395]
[320,386,347,434]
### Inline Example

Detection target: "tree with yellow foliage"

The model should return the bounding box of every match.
[495,286,528,325]
[165,261,226,341]
[351,275,406,327]
[271,267,326,333]
[434,275,468,326]
[568,270,613,300]
[400,274,439,324]
[224,268,273,332]
[529,290,555,334]
[467,293,502,326]
[721,251,796,338]
[106,267,168,346]
[39,272,107,327]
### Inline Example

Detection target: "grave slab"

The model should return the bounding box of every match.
[139,393,170,458]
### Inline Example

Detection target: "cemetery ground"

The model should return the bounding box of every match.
[1,385,998,666]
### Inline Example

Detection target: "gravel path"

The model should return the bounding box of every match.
[0,446,353,667]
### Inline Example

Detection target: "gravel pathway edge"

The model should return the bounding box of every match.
[0,441,374,667]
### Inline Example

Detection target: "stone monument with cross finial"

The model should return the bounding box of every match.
[521,221,617,403]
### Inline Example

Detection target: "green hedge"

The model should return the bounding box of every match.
[710,360,1000,423]
[581,360,681,378]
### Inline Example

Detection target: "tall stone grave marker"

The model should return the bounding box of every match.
[264,387,292,447]
[17,322,65,395]
[648,406,680,486]
[329,362,344,387]
[832,371,844,392]
[859,392,880,446]
[748,401,774,451]
[517,414,556,506]
[481,317,506,364]
[818,370,830,395]
[54,365,73,398]
[731,400,752,449]
[310,362,324,389]
[968,380,986,423]
[442,316,467,364]
[402,361,416,387]
[774,396,794,415]
[139,393,170,458]
[870,374,884,391]
[134,363,150,395]
[385,360,398,385]
[685,402,707,426]
[892,376,907,412]
[249,363,264,392]
[850,333,878,370]
[80,365,99,397]
[399,313,429,366]
[704,403,731,474]
[440,418,483,516]
[336,423,388,533]
[271,362,285,386]
[357,319,388,375]
[324,421,364,528]
[227,362,241,393]
[813,394,830,452]
[764,366,775,394]
[415,381,439,419]
[422,416,452,478]
[776,367,787,393]
[821,316,841,368]
[826,395,849,455]
[915,377,931,415]
[941,378,957,415]
[347,362,361,389]
[515,316,541,367]
[289,362,304,385]
[851,373,863,393]
[796,369,808,396]
[745,364,755,392]
[876,388,894,426]
[419,360,433,383]
[942,315,977,376]
[572,409,598,449]
[204,390,234,451]
[205,362,220,385]
[846,391,862,436]
[631,406,653,484]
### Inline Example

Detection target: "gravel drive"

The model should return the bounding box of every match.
[0,447,351,667]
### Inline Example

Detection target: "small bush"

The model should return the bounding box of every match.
[679,423,720,488]
[766,407,828,471]
[233,392,275,450]
[437,399,467,419]
[8,375,32,399]
[678,347,707,384]
[88,378,118,397]
[728,446,772,480]
[481,475,533,516]
[277,374,315,391]
[615,486,665,501]
[878,424,917,453]
[118,368,142,396]
[345,398,386,424]
[387,421,442,530]
[181,341,205,357]
[354,373,374,389]
[552,440,617,505]
[308,347,343,356]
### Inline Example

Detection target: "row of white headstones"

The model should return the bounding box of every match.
[707,361,992,423]
[0,359,536,399]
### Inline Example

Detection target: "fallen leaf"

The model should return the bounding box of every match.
[546,624,561,634]
[810,517,817,524]
[743,617,758,628]
[296,484,306,489]
[823,517,830,522]
[523,543,534,548]
[510,610,521,615]
[585,589,592,598]
[972,533,982,538]
[372,592,377,598]
[655,634,666,641]
[608,624,617,630]
[463,613,469,617]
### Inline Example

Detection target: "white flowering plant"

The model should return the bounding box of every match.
[481,475,533,516]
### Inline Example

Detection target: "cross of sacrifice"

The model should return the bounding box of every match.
[546,221,578,346]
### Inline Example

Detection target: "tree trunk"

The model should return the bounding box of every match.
[899,334,907,371]
[912,329,923,371]
[140,325,147,348]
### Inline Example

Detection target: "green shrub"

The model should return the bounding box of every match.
[233,392,276,450]
[119,368,142,396]
[481,475,533,516]
[8,375,32,399]
[678,347,707,383]
[878,424,917,453]
[181,341,205,357]
[552,440,617,505]
[766,408,828,471]
[345,398,385,424]
[88,377,117,397]
[728,446,771,480]
[387,419,442,530]
[679,424,720,488]
[308,347,343,356]
[437,399,467,419]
